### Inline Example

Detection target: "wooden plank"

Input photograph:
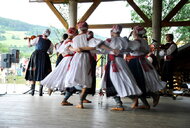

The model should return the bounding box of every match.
[163,0,188,22]
[162,21,190,27]
[88,22,152,29]
[45,1,69,29]
[126,0,151,23]
[77,0,122,2]
[29,0,68,3]
[79,0,101,22]
[29,0,123,3]
[89,21,190,29]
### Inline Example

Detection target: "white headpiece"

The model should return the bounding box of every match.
[111,25,122,33]
[43,29,51,37]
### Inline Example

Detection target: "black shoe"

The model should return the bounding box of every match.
[31,84,35,96]
[39,85,43,96]
[31,89,35,96]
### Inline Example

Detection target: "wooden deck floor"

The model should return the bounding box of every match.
[0,92,190,128]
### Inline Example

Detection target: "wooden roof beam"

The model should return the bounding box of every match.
[163,0,188,22]
[77,0,123,2]
[29,0,68,3]
[89,20,190,29]
[89,22,152,29]
[126,0,151,23]
[162,21,190,27]
[45,0,69,29]
[29,0,123,3]
[79,0,101,22]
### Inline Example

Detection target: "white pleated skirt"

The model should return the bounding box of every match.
[101,57,142,97]
[41,56,72,91]
[64,52,92,88]
[139,58,166,92]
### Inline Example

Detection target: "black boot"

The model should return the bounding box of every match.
[138,96,150,109]
[31,84,35,96]
[39,85,43,96]
[111,96,124,111]
[113,96,123,108]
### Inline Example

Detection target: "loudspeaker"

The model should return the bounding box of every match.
[11,49,19,63]
[0,54,12,68]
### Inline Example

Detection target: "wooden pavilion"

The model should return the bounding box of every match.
[30,0,190,86]
[29,0,190,44]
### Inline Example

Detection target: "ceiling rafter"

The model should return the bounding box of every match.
[79,0,101,22]
[126,0,151,23]
[89,22,152,29]
[162,21,190,27]
[30,0,190,29]
[45,0,69,29]
[163,0,189,22]
[29,0,123,3]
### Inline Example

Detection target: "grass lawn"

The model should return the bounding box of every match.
[2,74,103,89]
[3,75,26,84]
[0,31,27,46]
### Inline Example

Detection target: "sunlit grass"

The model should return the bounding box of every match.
[0,31,27,46]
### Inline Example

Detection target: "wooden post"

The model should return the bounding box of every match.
[69,0,77,28]
[152,0,162,45]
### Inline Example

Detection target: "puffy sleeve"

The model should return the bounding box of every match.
[88,38,103,47]
[128,40,141,51]
[57,40,72,54]
[102,38,112,47]
[140,39,150,54]
[30,37,39,46]
[47,42,54,54]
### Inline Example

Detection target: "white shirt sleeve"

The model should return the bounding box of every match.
[47,43,54,54]
[147,56,153,63]
[30,37,39,46]
[166,44,177,55]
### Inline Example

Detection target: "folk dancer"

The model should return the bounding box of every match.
[64,22,119,109]
[55,33,68,67]
[127,26,165,109]
[100,25,142,111]
[40,27,78,103]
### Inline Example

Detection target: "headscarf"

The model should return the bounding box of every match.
[149,44,155,52]
[43,29,51,37]
[87,31,94,39]
[77,21,88,31]
[67,27,77,36]
[133,26,146,35]
[111,25,122,34]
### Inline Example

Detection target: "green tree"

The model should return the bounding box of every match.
[0,43,9,53]
[127,0,190,44]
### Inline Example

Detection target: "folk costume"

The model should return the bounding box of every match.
[80,31,104,103]
[127,26,165,108]
[40,27,77,97]
[100,25,142,111]
[25,29,53,96]
[160,34,178,90]
[55,33,68,67]
[64,22,101,108]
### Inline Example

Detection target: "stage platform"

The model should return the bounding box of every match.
[0,91,190,128]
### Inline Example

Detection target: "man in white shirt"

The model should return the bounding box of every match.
[160,34,178,92]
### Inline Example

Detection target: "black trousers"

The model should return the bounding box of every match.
[161,61,174,89]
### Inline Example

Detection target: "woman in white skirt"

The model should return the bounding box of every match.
[41,27,78,100]
[127,26,166,109]
[64,22,120,109]
[100,25,142,111]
